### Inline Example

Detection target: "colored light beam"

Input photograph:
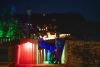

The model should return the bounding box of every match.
[15,41,37,64]
[44,49,46,61]
[47,50,51,63]
[24,42,32,49]
[61,45,65,64]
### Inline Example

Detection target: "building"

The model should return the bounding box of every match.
[0,13,100,67]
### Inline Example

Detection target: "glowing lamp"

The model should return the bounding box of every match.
[39,28,41,31]
[43,32,56,40]
[66,34,70,36]
[59,34,67,38]
[24,42,33,49]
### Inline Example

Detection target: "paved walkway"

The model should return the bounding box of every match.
[12,64,72,67]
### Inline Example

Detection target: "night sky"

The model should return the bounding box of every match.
[0,0,99,22]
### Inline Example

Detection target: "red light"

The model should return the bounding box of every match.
[14,41,37,64]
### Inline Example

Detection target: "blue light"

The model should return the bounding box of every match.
[38,37,65,64]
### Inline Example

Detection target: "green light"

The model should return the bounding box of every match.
[6,19,15,37]
[43,61,49,64]
[43,50,51,64]
[0,20,3,37]
[0,30,3,37]
[47,50,51,64]
[6,28,15,37]
[47,50,51,61]
[44,49,46,61]
[61,45,65,64]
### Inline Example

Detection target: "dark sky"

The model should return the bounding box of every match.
[0,0,99,22]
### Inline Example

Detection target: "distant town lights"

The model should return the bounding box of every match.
[39,28,41,31]
[43,13,46,16]
[43,32,56,40]
[43,35,56,40]
[43,29,45,30]
[27,24,30,25]
[46,27,48,30]
[59,34,70,38]
[42,29,44,31]
[66,34,70,36]
[28,23,32,26]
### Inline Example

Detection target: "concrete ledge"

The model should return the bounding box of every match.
[12,64,72,67]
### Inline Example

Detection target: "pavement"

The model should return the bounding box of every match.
[12,64,72,67]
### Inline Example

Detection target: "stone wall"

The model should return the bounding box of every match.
[65,40,100,67]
